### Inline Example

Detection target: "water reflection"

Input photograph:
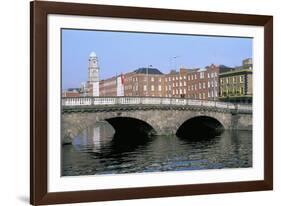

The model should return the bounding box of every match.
[62,122,252,176]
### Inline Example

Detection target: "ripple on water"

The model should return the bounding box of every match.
[62,129,252,176]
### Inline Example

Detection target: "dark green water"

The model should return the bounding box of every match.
[62,122,252,176]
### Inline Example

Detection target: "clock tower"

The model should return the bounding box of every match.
[88,52,99,96]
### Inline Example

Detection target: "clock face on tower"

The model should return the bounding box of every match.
[90,59,98,68]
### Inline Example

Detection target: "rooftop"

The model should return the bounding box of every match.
[134,67,163,75]
[219,68,253,77]
[89,51,97,58]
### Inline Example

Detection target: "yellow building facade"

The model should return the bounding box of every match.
[219,69,252,103]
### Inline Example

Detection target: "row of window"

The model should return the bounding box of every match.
[165,75,187,82]
[220,87,245,96]
[127,93,217,99]
[220,75,244,84]
[143,85,162,92]
[188,72,218,81]
[187,81,218,91]
[170,82,187,87]
[130,80,218,92]
[130,72,218,83]
[132,77,163,82]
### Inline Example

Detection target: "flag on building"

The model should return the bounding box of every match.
[121,73,125,85]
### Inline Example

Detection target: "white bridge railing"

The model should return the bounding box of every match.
[62,97,252,112]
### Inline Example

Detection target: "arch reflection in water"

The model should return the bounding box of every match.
[62,122,252,176]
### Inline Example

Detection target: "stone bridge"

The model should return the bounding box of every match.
[62,97,252,143]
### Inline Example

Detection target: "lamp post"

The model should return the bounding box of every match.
[173,56,180,70]
[146,65,152,97]
[173,56,179,98]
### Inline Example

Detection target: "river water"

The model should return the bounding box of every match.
[62,122,252,176]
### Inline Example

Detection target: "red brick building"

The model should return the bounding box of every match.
[99,76,116,96]
[124,68,165,97]
[94,65,232,100]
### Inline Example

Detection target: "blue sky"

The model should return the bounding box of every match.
[62,29,252,89]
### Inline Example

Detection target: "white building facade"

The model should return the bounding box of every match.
[88,52,100,96]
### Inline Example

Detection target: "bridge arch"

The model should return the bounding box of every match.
[105,116,157,139]
[176,115,225,138]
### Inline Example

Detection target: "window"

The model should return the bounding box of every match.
[184,81,186,86]
[184,89,186,94]
[169,85,171,90]
[165,78,167,82]
[199,82,201,89]
[203,82,206,89]
[184,76,186,80]
[194,74,197,80]
[159,78,161,82]
[144,85,147,91]
[165,86,168,91]
[208,82,210,88]
[151,85,154,91]
[151,77,154,82]
[200,72,204,79]
[192,85,194,91]
[180,82,182,86]
[169,77,171,81]
[188,86,190,91]
[240,75,244,82]
[188,75,190,80]
[158,85,162,91]
[203,93,205,99]
[176,77,178,80]
[173,77,175,81]
[191,75,193,80]
[180,76,182,80]
[195,84,197,90]
[208,73,210,78]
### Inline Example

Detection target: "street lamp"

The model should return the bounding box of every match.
[173,56,180,70]
[146,65,152,97]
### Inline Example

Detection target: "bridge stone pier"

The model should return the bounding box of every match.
[62,97,252,144]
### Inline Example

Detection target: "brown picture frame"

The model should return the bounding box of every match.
[30,1,273,205]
